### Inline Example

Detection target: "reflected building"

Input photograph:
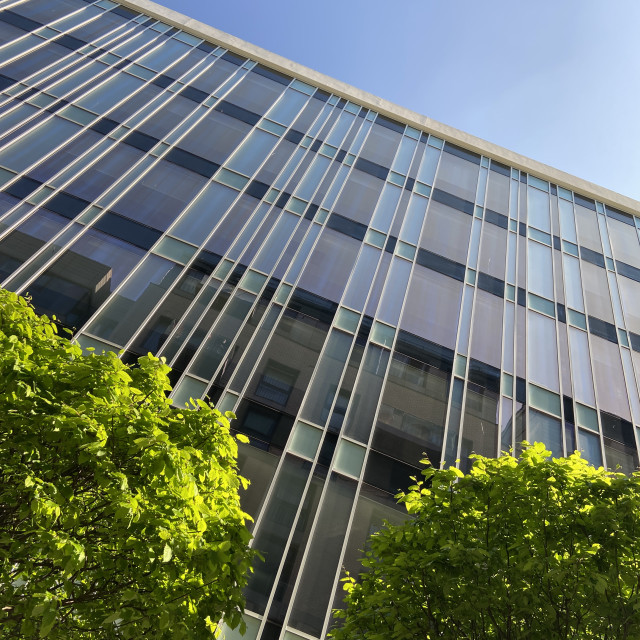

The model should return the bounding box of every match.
[2,0,640,637]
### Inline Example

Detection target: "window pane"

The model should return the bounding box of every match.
[85,254,181,346]
[27,227,145,330]
[374,350,449,468]
[529,410,562,457]
[297,228,359,303]
[568,327,596,406]
[527,187,550,232]
[527,310,559,391]
[401,264,463,350]
[420,199,472,264]
[435,150,478,201]
[527,240,553,300]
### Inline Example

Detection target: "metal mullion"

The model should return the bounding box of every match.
[0,23,149,142]
[507,177,520,455]
[149,85,329,374]
[596,212,638,463]
[282,345,399,639]
[327,134,435,440]
[251,446,329,638]
[547,193,569,455]
[175,285,257,383]
[606,217,640,443]
[416,145,464,465]
[477,163,510,458]
[136,83,324,372]
[454,258,484,461]
[4,53,243,296]
[152,274,223,363]
[559,198,593,435]
[0,19,178,178]
[257,328,375,637]
[514,177,532,450]
[0,10,148,108]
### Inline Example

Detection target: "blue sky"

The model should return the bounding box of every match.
[159,0,640,201]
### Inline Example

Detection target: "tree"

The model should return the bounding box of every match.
[0,289,256,639]
[331,443,640,640]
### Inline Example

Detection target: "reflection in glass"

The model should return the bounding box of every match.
[527,310,559,391]
[300,330,353,426]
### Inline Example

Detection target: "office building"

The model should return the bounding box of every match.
[2,1,640,638]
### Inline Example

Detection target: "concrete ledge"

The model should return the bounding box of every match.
[120,0,640,217]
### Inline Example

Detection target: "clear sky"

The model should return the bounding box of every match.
[158,0,640,202]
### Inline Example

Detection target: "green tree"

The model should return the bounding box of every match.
[332,443,640,639]
[0,289,256,639]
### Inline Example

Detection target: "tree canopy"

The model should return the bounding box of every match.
[0,289,256,639]
[332,443,640,640]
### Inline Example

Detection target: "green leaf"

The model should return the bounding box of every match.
[162,543,173,563]
[102,611,121,625]
[39,610,56,638]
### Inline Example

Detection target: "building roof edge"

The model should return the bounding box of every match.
[120,0,640,217]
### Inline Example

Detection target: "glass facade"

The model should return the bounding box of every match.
[2,1,640,637]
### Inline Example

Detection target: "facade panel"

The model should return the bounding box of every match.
[2,1,640,637]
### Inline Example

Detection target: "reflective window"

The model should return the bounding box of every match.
[591,336,631,420]
[297,228,360,303]
[244,455,310,614]
[225,69,286,115]
[486,169,509,215]
[420,199,472,264]
[460,382,498,470]
[469,290,503,369]
[112,159,208,232]
[575,204,602,253]
[374,350,449,468]
[288,473,357,636]
[168,180,236,242]
[179,108,252,166]
[84,253,181,346]
[334,168,384,226]
[568,327,596,406]
[527,310,559,391]
[246,308,330,418]
[300,329,353,426]
[529,410,562,457]
[27,227,145,330]
[401,264,462,350]
[138,39,192,72]
[189,289,256,380]
[435,150,478,201]
[77,72,146,113]
[619,276,640,335]
[0,116,81,173]
[0,208,63,281]
[130,265,211,354]
[527,186,550,232]
[62,143,145,201]
[582,261,614,324]
[562,254,584,312]
[608,218,640,269]
[478,222,507,279]
[359,121,402,168]
[527,240,554,300]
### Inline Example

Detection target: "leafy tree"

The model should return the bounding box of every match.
[332,443,640,640]
[0,289,256,639]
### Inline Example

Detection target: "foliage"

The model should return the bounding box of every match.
[0,289,256,639]
[332,443,640,640]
